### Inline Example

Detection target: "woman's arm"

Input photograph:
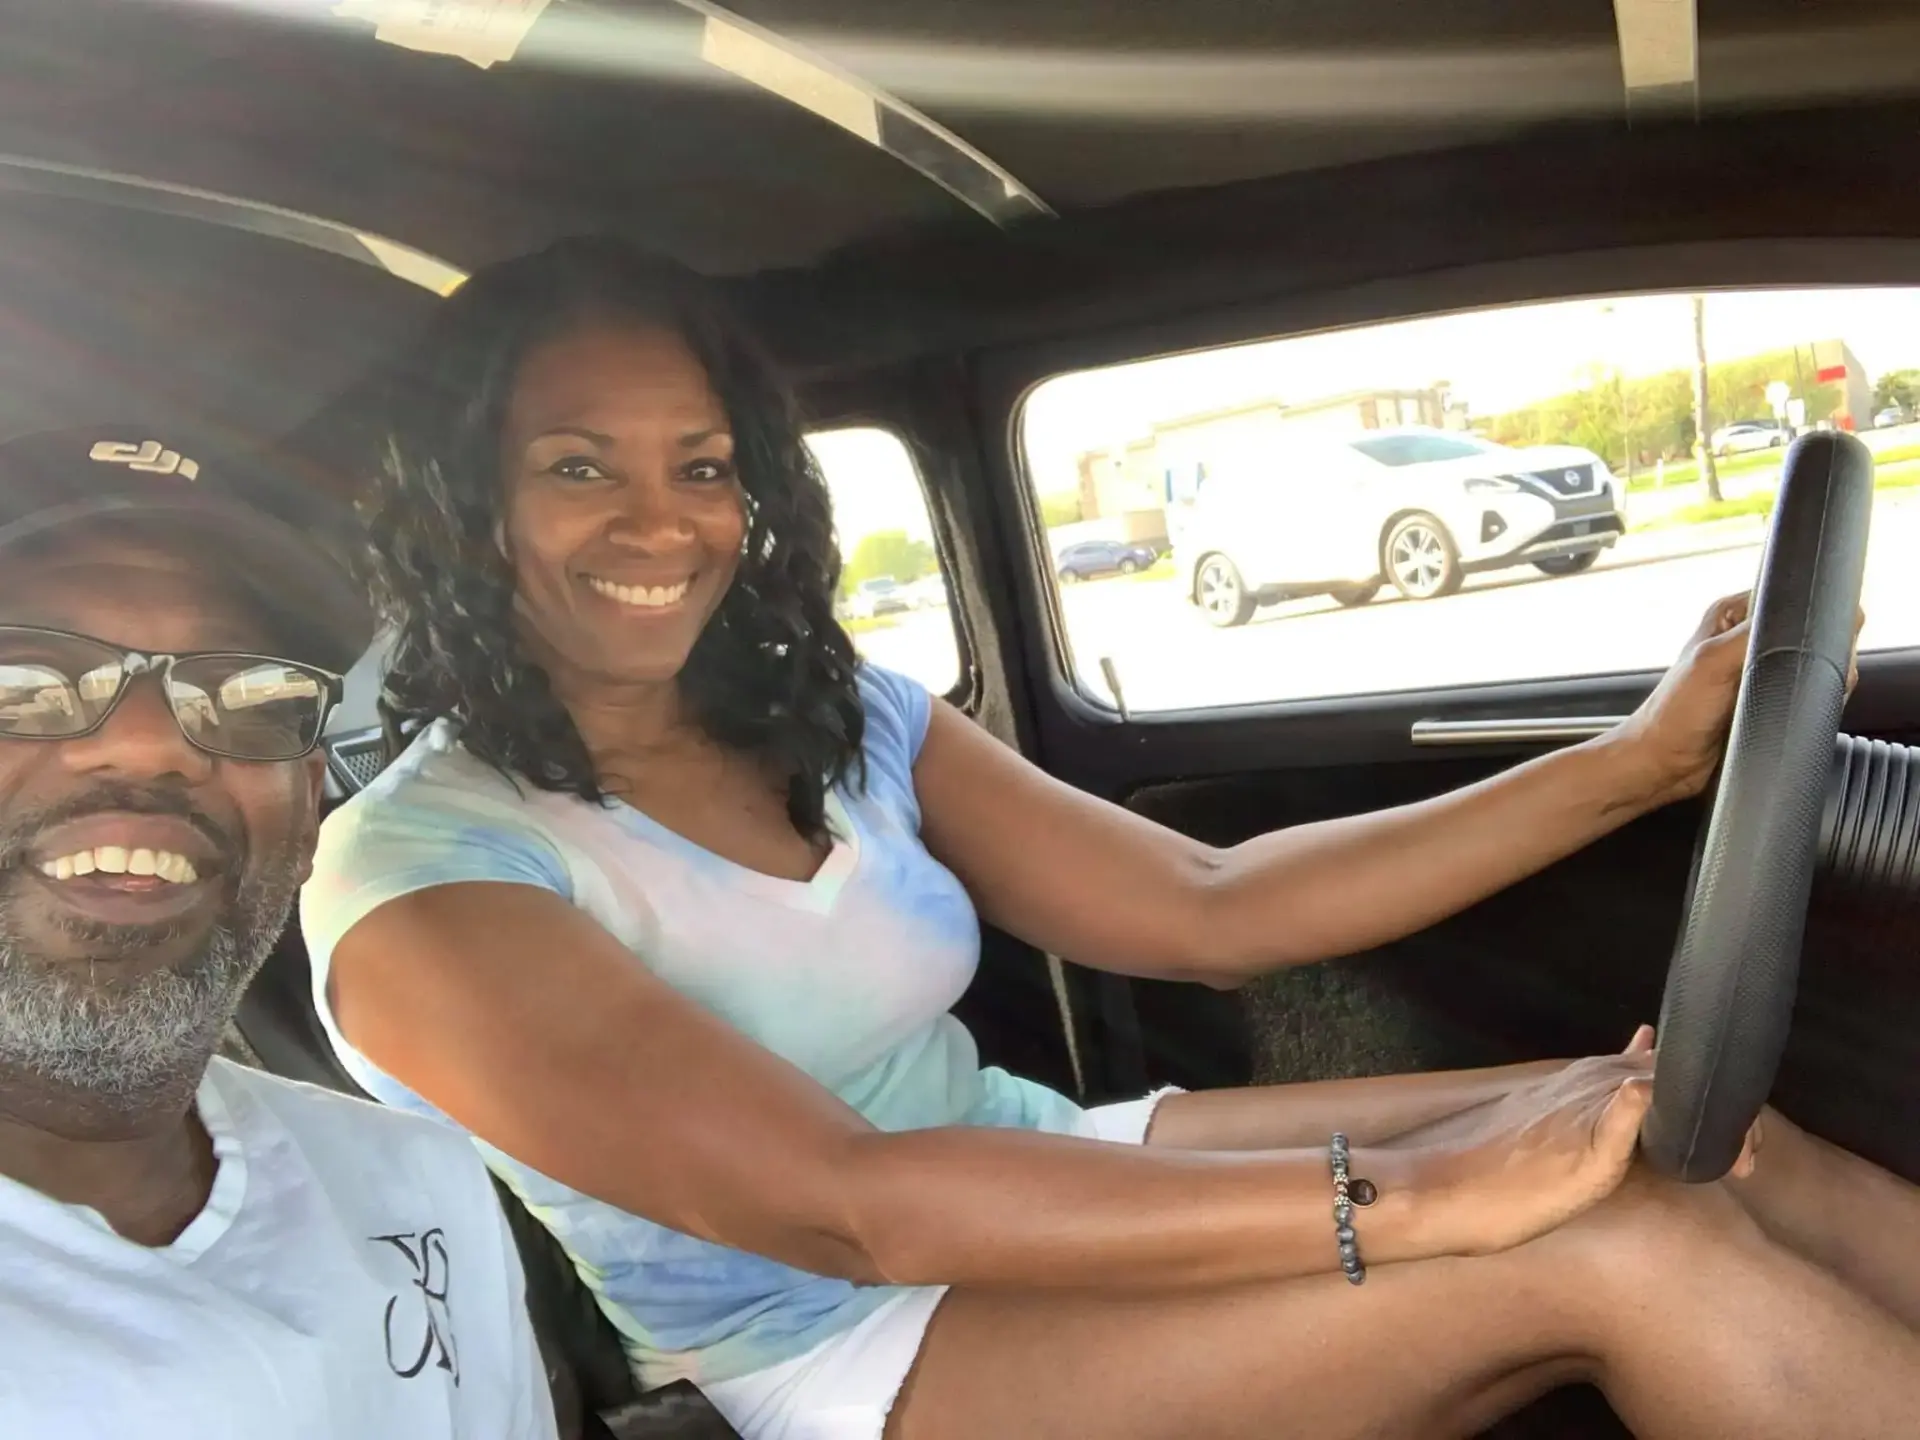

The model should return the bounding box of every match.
[326,882,1649,1291]
[915,594,1753,988]
[1143,1059,1573,1152]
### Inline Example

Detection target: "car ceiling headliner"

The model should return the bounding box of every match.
[10,0,1920,277]
[3,1,1920,447]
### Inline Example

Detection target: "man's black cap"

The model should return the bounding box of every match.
[0,426,373,673]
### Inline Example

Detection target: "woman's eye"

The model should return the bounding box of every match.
[683,457,736,484]
[548,455,610,483]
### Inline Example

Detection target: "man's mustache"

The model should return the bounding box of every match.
[0,783,239,874]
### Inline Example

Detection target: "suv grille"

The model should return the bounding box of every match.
[1534,515,1625,546]
[1525,464,1597,497]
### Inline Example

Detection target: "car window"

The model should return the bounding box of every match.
[1350,432,1495,467]
[1020,287,1920,713]
[805,426,960,697]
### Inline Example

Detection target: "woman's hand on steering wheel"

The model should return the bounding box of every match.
[1409,1026,1761,1262]
[1613,592,1866,813]
[1612,592,1754,809]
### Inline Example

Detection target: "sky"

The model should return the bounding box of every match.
[812,287,1920,548]
[806,426,937,554]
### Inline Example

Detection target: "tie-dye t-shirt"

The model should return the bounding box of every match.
[298,664,1083,1388]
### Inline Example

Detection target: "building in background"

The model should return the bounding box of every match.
[1809,338,1872,431]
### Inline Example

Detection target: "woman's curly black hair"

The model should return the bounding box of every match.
[362,236,863,841]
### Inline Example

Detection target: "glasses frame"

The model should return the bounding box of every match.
[0,625,345,761]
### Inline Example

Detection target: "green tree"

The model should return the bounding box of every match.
[1489,346,1843,486]
[841,530,936,596]
[1038,492,1083,529]
[1875,369,1920,416]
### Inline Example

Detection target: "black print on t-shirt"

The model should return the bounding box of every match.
[372,1228,461,1385]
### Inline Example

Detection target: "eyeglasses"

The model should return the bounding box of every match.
[0,626,343,762]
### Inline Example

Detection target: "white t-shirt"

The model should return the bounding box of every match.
[0,1058,557,1440]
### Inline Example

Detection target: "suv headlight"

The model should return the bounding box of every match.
[1465,475,1523,494]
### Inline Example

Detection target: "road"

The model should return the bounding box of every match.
[854,492,1920,712]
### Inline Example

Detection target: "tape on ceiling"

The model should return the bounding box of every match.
[332,0,552,70]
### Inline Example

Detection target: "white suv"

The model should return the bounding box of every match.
[1174,427,1625,626]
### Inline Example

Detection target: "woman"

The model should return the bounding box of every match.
[302,238,1920,1440]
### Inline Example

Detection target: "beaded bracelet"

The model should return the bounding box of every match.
[1329,1132,1378,1286]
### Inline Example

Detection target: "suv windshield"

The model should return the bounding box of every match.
[1350,432,1497,467]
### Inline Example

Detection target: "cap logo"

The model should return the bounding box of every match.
[88,439,201,480]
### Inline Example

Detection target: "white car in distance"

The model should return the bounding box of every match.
[1710,420,1789,457]
[844,577,911,621]
[896,575,949,610]
[1175,427,1626,627]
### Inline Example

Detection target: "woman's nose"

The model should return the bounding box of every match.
[606,475,697,547]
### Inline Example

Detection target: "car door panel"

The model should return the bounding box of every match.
[1212,472,1289,586]
[1332,467,1386,583]
[1285,466,1368,587]
[1030,653,1920,1187]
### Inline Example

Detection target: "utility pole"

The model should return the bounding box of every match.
[1693,295,1722,503]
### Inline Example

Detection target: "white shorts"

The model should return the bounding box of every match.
[699,1089,1181,1440]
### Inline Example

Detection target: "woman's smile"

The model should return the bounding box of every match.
[583,574,694,612]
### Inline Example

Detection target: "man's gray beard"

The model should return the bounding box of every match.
[0,853,303,1103]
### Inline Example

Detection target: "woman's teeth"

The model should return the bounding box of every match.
[39,847,200,884]
[587,576,690,609]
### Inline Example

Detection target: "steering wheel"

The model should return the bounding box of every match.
[1640,433,1874,1183]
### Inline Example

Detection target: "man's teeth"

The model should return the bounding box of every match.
[587,576,690,609]
[39,848,200,884]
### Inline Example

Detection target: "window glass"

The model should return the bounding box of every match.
[1021,288,1920,712]
[804,427,960,696]
[1351,433,1494,467]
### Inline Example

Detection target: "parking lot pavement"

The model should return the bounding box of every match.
[851,492,1920,713]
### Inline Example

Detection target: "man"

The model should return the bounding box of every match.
[0,428,557,1439]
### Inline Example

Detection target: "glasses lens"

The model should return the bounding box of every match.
[0,630,124,738]
[168,657,329,760]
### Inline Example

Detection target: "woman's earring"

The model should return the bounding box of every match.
[493,518,512,561]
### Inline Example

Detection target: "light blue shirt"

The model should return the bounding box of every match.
[300,666,1084,1387]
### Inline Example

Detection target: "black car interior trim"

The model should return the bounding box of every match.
[0,152,465,295]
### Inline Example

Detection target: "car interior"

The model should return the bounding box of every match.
[8,3,1920,1437]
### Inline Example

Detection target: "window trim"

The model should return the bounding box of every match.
[988,236,1920,726]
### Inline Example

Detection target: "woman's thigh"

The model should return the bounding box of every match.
[888,1242,1597,1440]
[886,1170,1920,1440]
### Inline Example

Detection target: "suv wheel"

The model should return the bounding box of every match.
[1119,557,1140,575]
[1385,515,1462,601]
[1533,551,1600,578]
[1196,554,1257,627]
